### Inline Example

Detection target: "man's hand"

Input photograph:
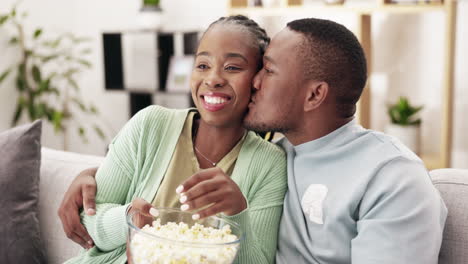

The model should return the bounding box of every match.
[126,198,158,264]
[176,167,247,219]
[57,167,98,249]
[127,198,159,228]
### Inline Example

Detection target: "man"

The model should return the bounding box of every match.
[243,18,446,263]
[59,18,447,263]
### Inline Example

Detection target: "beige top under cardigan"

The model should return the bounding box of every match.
[152,111,245,208]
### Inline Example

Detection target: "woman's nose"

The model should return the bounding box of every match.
[204,70,226,88]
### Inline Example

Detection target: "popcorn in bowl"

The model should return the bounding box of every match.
[127,208,243,264]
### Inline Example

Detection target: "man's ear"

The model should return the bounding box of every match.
[304,81,329,112]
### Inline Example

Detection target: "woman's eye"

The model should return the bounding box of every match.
[196,64,208,70]
[264,67,273,74]
[225,66,241,71]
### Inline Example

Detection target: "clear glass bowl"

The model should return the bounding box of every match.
[126,207,243,264]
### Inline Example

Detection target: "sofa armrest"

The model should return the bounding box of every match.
[39,148,104,264]
[430,168,468,264]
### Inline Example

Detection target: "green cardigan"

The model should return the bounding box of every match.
[66,106,287,264]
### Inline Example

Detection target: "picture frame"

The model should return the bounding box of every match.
[165,55,194,92]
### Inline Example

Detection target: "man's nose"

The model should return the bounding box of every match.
[204,70,226,88]
[252,70,263,91]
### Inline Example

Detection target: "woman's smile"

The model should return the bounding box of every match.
[200,92,233,112]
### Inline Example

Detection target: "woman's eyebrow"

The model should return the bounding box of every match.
[196,51,211,58]
[195,51,247,63]
[225,53,248,63]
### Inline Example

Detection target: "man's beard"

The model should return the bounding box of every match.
[243,114,290,134]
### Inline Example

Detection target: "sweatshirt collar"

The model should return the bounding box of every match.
[293,119,358,155]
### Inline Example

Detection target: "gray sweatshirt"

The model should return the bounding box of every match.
[276,120,447,264]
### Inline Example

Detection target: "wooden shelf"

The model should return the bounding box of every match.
[228,3,446,16]
[228,0,457,169]
[422,154,445,170]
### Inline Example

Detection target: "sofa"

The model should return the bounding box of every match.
[28,144,468,264]
[39,148,103,263]
[431,169,468,263]
[37,148,468,263]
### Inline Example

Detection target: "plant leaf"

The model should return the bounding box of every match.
[9,37,18,44]
[18,63,26,75]
[387,97,423,125]
[49,87,60,95]
[12,100,24,125]
[0,68,12,84]
[63,68,80,77]
[412,106,423,115]
[0,15,9,26]
[40,54,59,63]
[67,77,79,90]
[28,101,36,120]
[32,65,42,83]
[33,28,43,39]
[79,48,92,55]
[78,126,89,143]
[44,105,55,121]
[52,111,64,133]
[38,79,51,93]
[93,124,105,139]
[89,104,98,114]
[72,36,92,43]
[71,97,87,112]
[16,76,26,91]
[43,37,62,48]
[144,0,160,5]
[47,72,57,79]
[35,103,47,118]
[77,59,92,68]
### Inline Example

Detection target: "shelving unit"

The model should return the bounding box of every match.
[102,30,199,116]
[227,0,458,169]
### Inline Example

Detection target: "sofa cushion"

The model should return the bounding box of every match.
[0,120,46,264]
[431,169,468,264]
[39,147,103,264]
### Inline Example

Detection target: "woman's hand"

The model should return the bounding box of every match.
[176,167,247,219]
[57,167,98,249]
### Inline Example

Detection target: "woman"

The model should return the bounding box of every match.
[63,15,286,264]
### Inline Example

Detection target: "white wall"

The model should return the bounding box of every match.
[0,0,466,168]
[0,0,225,155]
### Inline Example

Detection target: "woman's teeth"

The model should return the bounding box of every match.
[204,96,228,105]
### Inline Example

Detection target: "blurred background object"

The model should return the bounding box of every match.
[0,3,107,150]
[0,0,467,169]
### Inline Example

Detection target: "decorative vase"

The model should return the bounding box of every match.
[136,5,163,30]
[385,123,421,155]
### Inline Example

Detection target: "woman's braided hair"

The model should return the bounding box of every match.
[204,15,270,59]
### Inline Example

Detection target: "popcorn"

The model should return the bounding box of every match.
[129,219,239,264]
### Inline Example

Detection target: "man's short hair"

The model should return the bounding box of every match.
[287,18,367,118]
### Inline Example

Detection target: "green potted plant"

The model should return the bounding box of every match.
[137,0,163,30]
[0,4,106,149]
[386,96,423,154]
[142,0,162,10]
